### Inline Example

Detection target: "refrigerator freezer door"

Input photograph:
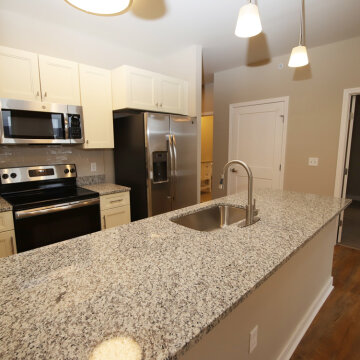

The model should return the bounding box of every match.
[145,112,172,217]
[170,115,198,210]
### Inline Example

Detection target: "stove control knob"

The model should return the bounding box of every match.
[2,173,9,180]
[10,173,17,179]
[64,168,69,174]
[70,168,75,173]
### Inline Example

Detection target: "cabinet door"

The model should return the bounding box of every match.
[158,75,185,114]
[38,55,81,105]
[101,206,131,230]
[79,64,114,149]
[0,46,41,101]
[126,67,158,111]
[0,230,16,258]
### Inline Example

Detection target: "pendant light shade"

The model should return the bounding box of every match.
[235,2,262,38]
[64,0,132,16]
[288,45,309,67]
[288,0,309,68]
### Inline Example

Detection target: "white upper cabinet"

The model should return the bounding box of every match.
[79,64,114,149]
[38,55,81,105]
[157,75,187,115]
[0,46,41,101]
[112,65,188,115]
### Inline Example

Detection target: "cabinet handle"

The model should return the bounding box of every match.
[10,236,14,254]
[160,103,163,107]
[110,199,123,203]
[86,140,89,144]
[36,91,40,97]
[43,91,47,97]
[103,215,106,229]
[155,102,159,107]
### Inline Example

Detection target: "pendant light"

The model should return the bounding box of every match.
[235,0,262,38]
[288,0,309,67]
[64,0,133,16]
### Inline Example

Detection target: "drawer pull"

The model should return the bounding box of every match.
[110,199,124,203]
[103,215,107,229]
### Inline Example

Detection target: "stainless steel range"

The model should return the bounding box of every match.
[0,164,100,253]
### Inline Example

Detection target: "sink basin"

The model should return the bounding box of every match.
[171,204,247,232]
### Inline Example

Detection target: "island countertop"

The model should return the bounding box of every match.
[0,189,350,360]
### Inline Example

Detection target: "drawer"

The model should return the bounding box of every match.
[0,211,14,232]
[100,192,130,210]
[101,205,131,230]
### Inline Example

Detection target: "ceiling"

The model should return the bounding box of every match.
[1,0,360,83]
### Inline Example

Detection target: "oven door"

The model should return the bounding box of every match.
[13,198,101,253]
[0,98,70,144]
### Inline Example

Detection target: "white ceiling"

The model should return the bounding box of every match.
[1,0,360,83]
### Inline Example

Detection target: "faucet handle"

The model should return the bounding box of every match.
[219,175,224,190]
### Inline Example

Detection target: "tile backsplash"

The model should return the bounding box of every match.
[0,145,115,183]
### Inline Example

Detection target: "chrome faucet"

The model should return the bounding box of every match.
[219,160,259,226]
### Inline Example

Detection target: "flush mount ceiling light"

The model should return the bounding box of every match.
[235,0,262,38]
[64,0,132,16]
[288,0,309,67]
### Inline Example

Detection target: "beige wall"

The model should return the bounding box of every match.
[212,36,360,198]
[202,83,214,114]
[0,146,115,182]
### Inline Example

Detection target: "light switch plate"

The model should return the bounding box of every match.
[91,162,97,172]
[308,157,319,166]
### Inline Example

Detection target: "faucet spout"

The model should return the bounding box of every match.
[219,160,259,226]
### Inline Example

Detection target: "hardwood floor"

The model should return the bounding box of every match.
[291,245,360,360]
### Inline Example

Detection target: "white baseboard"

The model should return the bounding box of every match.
[276,277,334,360]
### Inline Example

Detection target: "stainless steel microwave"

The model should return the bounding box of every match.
[0,98,84,145]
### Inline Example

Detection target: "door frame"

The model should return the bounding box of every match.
[228,96,289,192]
[334,87,360,198]
[334,87,360,244]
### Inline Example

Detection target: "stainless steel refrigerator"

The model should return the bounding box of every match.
[113,110,198,221]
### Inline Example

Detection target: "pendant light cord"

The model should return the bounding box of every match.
[299,0,305,46]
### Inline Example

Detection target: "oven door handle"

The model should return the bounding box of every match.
[14,198,100,220]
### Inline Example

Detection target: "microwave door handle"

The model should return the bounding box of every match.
[64,114,70,141]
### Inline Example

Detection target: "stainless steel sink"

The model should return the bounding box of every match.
[170,205,247,232]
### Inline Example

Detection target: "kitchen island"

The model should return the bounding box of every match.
[0,189,349,360]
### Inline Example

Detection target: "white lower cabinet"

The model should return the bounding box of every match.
[0,211,16,258]
[0,230,16,258]
[100,192,131,230]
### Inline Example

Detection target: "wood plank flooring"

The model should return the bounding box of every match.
[291,245,360,360]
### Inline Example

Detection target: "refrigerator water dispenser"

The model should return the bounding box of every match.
[152,151,168,183]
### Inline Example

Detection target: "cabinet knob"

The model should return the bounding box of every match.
[43,91,47,97]
[86,140,89,144]
[36,91,40,97]
[160,103,163,107]
[155,102,158,107]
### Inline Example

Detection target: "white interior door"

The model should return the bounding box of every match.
[228,99,287,194]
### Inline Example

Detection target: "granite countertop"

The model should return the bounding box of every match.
[0,189,350,360]
[81,183,131,196]
[0,196,12,212]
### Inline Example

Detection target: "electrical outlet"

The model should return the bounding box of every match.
[249,325,258,354]
[308,157,319,166]
[91,162,97,172]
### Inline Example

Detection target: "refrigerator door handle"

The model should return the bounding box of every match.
[168,134,174,200]
[172,134,177,201]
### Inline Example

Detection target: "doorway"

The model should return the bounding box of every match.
[227,97,288,194]
[336,93,360,249]
[201,114,213,202]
